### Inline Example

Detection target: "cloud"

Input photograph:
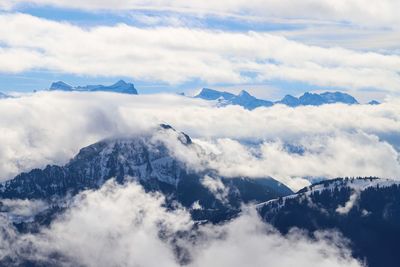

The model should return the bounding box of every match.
[0,180,363,267]
[1,0,400,29]
[201,175,229,203]
[0,199,48,219]
[336,192,359,215]
[190,209,362,267]
[191,133,400,191]
[0,13,400,92]
[0,92,399,191]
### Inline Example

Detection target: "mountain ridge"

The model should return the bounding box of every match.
[258,177,400,267]
[49,80,138,94]
[195,88,372,109]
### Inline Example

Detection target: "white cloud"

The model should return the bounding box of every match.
[0,180,363,267]
[0,199,48,218]
[192,133,400,191]
[0,92,399,191]
[1,0,400,29]
[201,175,229,203]
[336,192,359,215]
[0,13,400,92]
[189,209,362,267]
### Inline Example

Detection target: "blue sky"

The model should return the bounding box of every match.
[0,1,399,101]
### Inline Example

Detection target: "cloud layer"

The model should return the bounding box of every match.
[0,92,399,191]
[2,0,400,29]
[0,180,363,267]
[0,13,400,92]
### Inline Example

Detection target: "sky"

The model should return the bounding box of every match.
[0,0,399,101]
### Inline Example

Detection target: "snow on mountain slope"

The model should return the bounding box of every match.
[257,177,400,210]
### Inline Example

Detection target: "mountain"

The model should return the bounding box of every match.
[0,124,291,225]
[297,92,326,106]
[49,80,138,94]
[368,100,380,105]
[278,91,359,107]
[195,88,235,101]
[195,88,361,108]
[49,81,73,91]
[319,92,358,104]
[195,88,273,110]
[0,92,10,99]
[277,94,300,107]
[258,177,400,267]
[229,90,273,109]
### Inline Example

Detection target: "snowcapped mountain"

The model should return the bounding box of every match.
[195,88,363,109]
[195,88,235,101]
[0,124,291,224]
[49,80,138,94]
[319,91,359,104]
[195,88,273,110]
[276,91,358,106]
[258,177,400,267]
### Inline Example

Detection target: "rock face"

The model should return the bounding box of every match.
[49,80,138,94]
[0,125,291,224]
[195,88,361,109]
[258,177,400,267]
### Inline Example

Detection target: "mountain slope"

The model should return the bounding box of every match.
[258,177,400,267]
[0,125,291,224]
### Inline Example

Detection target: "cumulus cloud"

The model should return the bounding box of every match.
[0,13,400,91]
[0,180,363,267]
[191,132,400,190]
[0,92,399,191]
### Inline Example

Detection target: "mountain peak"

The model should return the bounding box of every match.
[368,100,380,105]
[277,95,300,107]
[319,91,358,104]
[298,92,325,106]
[50,81,73,91]
[238,90,252,98]
[114,80,128,86]
[195,88,235,101]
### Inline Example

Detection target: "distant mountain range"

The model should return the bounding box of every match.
[49,80,138,94]
[0,82,382,110]
[195,88,380,109]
